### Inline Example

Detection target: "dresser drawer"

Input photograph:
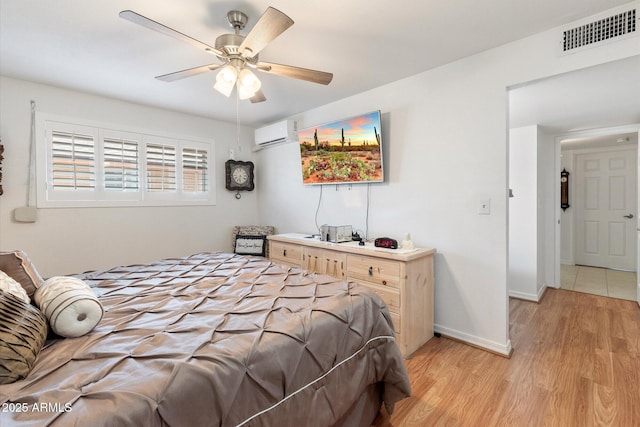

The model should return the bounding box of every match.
[321,251,347,278]
[347,255,401,288]
[303,247,324,273]
[270,241,303,267]
[302,248,347,278]
[354,281,400,311]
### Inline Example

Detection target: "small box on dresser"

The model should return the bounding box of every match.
[268,233,436,357]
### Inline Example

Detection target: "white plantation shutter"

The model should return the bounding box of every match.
[146,144,176,192]
[51,131,95,191]
[104,137,139,192]
[182,147,208,192]
[37,113,215,207]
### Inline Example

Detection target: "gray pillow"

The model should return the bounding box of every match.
[0,251,44,297]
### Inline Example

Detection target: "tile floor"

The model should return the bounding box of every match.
[560,264,637,301]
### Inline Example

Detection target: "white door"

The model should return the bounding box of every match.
[575,148,637,270]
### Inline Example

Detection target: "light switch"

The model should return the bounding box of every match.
[479,199,491,215]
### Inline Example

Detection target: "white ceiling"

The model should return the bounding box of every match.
[509,55,640,135]
[0,0,636,127]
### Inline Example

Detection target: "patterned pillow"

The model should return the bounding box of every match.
[232,226,275,257]
[0,289,48,384]
[234,235,267,256]
[34,276,104,338]
[0,251,44,297]
[0,270,30,304]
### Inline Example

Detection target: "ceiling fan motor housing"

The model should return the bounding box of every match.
[226,10,248,31]
[215,33,259,65]
[215,33,244,55]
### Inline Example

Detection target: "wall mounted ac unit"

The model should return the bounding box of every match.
[254,119,298,147]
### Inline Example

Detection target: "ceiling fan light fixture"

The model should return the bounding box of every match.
[237,68,261,92]
[214,65,238,97]
[214,79,235,97]
[237,85,256,100]
[217,65,238,84]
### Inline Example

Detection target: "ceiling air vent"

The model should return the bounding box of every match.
[562,8,636,52]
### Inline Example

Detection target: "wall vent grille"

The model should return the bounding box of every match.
[562,8,636,51]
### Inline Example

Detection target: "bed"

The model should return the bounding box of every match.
[0,252,410,426]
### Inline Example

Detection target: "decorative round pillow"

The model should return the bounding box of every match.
[0,289,48,384]
[34,276,104,338]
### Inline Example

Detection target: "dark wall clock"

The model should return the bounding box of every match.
[225,160,254,199]
[560,168,569,211]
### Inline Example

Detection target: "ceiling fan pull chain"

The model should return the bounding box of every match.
[236,88,241,154]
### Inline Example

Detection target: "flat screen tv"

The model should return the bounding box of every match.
[298,110,384,185]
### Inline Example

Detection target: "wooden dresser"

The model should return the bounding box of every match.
[268,233,436,357]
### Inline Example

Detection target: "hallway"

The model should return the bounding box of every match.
[561,264,637,301]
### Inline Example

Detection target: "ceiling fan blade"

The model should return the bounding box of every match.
[239,7,294,57]
[156,64,222,82]
[119,10,224,57]
[257,61,333,85]
[250,89,267,103]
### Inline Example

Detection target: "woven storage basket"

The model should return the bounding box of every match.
[0,289,48,384]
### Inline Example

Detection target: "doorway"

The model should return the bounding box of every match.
[508,55,640,307]
[556,128,639,303]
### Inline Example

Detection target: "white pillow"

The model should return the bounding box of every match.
[0,270,30,304]
[34,276,103,338]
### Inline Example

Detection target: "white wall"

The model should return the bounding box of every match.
[508,126,556,302]
[539,130,558,289]
[509,126,540,301]
[0,77,259,277]
[256,11,640,354]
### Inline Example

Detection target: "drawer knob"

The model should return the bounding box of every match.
[382,280,387,286]
[368,266,373,276]
[283,249,287,256]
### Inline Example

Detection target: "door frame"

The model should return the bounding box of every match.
[553,124,640,305]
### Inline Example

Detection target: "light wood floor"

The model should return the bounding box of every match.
[374,289,640,426]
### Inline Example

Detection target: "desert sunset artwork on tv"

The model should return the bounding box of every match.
[298,111,383,185]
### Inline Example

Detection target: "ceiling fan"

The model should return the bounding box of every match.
[119,7,333,103]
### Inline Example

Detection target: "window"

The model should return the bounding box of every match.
[36,114,215,207]
[104,136,139,192]
[182,147,208,192]
[50,129,96,191]
[146,143,176,192]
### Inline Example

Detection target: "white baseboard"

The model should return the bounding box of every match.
[434,324,513,356]
[508,290,539,302]
[508,284,547,302]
